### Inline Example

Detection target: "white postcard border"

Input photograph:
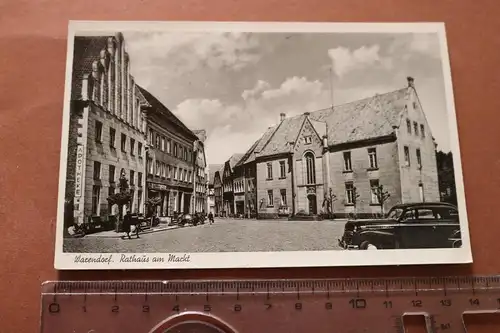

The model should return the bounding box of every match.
[54,20,472,270]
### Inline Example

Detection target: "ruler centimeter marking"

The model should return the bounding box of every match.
[41,276,500,333]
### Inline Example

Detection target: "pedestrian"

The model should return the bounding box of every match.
[208,211,214,224]
[123,209,132,240]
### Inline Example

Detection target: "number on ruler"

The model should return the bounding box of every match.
[469,299,480,306]
[383,301,393,308]
[48,303,60,313]
[325,302,333,310]
[440,299,452,307]
[234,304,242,312]
[349,298,367,309]
[204,304,211,312]
[412,300,423,307]
[111,305,119,313]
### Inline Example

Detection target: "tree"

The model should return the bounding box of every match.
[436,151,457,205]
[322,188,337,218]
[373,184,391,216]
[106,170,132,231]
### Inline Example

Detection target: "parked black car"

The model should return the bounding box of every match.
[338,202,461,250]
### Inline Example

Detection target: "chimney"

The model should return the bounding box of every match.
[407,76,415,88]
[280,112,286,122]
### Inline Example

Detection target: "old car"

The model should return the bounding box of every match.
[338,202,461,250]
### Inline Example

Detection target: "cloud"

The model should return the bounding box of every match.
[409,33,441,58]
[241,80,271,100]
[328,45,388,77]
[124,31,261,80]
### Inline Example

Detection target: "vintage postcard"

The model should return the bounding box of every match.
[55,21,472,269]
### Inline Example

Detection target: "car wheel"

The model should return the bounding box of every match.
[360,241,378,250]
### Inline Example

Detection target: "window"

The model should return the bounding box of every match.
[93,161,101,180]
[148,129,153,145]
[406,118,412,134]
[109,165,115,184]
[130,139,135,156]
[418,183,424,202]
[109,128,116,148]
[305,152,316,184]
[108,186,114,198]
[280,161,286,178]
[267,190,274,206]
[370,179,380,204]
[368,148,378,169]
[413,121,419,136]
[138,142,143,157]
[129,189,135,212]
[413,101,417,110]
[174,143,178,157]
[161,136,165,151]
[155,134,161,149]
[166,139,171,154]
[267,163,273,180]
[420,124,425,138]
[156,161,161,176]
[147,157,153,174]
[416,148,422,169]
[137,190,142,214]
[130,170,135,185]
[167,165,172,179]
[91,185,101,215]
[304,136,312,144]
[404,146,410,166]
[173,167,177,180]
[280,189,287,206]
[345,182,354,205]
[95,121,103,143]
[188,171,192,183]
[343,152,352,171]
[138,172,142,187]
[121,134,126,152]
[188,149,192,162]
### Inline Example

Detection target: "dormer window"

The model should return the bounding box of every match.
[304,136,312,145]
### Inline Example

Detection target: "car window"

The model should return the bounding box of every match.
[416,208,436,220]
[387,208,403,219]
[433,207,459,220]
[400,209,416,221]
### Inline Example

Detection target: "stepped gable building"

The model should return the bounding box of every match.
[207,164,224,214]
[252,77,439,219]
[193,130,208,213]
[65,33,148,229]
[213,165,225,216]
[138,86,200,216]
[222,153,245,216]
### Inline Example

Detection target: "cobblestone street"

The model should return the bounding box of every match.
[63,218,347,253]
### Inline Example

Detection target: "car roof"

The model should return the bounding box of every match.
[389,202,457,209]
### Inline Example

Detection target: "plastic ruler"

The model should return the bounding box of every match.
[40,276,500,332]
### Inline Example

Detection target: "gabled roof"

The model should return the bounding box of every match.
[137,85,199,141]
[208,164,224,184]
[227,153,245,171]
[253,87,411,158]
[193,129,207,142]
[71,36,110,100]
[236,126,278,167]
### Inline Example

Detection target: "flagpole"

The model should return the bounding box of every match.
[329,66,334,110]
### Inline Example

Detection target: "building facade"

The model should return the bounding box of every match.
[213,168,224,216]
[248,78,439,219]
[139,87,200,217]
[65,33,147,228]
[207,164,223,214]
[192,130,208,213]
[222,154,244,217]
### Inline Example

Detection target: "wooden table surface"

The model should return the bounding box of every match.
[0,1,499,332]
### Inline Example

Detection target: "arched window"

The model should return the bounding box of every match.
[305,152,316,184]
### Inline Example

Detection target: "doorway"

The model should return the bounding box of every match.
[307,194,317,215]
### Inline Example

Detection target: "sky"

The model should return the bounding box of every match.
[121,30,452,165]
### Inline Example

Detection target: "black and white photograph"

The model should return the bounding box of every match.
[55,21,472,269]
